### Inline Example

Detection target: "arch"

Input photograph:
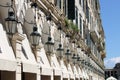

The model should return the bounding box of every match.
[0,0,11,24]
[24,8,35,40]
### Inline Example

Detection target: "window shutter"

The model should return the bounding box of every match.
[68,0,75,20]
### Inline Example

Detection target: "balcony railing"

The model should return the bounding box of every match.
[97,38,105,51]
[101,50,106,58]
[90,30,99,43]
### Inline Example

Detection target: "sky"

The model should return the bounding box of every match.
[100,0,120,68]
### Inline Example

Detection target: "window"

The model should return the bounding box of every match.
[86,31,91,47]
[89,13,91,25]
[54,0,57,6]
[79,0,81,5]
[75,7,78,25]
[0,47,2,53]
[63,0,67,16]
[114,71,118,79]
[55,0,61,9]
[82,0,84,10]
[86,1,89,23]
[111,71,113,76]
[95,0,98,10]
[94,46,97,57]
[83,21,86,38]
[68,0,75,19]
[79,15,82,34]
[59,0,61,9]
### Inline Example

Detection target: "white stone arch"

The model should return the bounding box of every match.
[53,27,60,50]
[37,10,46,35]
[41,18,56,44]
[0,0,11,24]
[63,34,70,55]
[15,0,25,16]
[50,21,56,42]
[41,20,50,44]
[24,8,36,40]
[0,0,30,34]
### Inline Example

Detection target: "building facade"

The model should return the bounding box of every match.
[0,0,106,80]
[105,63,120,80]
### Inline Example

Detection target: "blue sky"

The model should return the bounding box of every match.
[100,0,120,68]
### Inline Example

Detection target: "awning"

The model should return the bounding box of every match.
[51,54,62,76]
[53,68,62,76]
[82,68,89,79]
[73,66,79,78]
[0,59,17,71]
[39,48,53,76]
[0,24,17,71]
[22,63,38,73]
[68,64,75,79]
[41,67,53,75]
[62,72,69,78]
[84,70,89,79]
[77,67,83,78]
[81,68,87,79]
[21,35,38,73]
[60,60,69,78]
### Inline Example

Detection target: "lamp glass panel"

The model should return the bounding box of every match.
[5,19,17,34]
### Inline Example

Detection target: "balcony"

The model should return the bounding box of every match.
[97,38,105,51]
[38,0,65,25]
[78,39,88,52]
[40,0,54,10]
[98,43,104,51]
[86,47,91,54]
[101,50,106,58]
[90,25,99,43]
[90,30,99,43]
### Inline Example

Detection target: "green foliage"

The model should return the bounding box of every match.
[65,18,79,32]
[65,18,69,28]
[70,22,79,32]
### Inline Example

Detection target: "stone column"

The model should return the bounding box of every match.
[12,33,25,80]
[32,43,43,80]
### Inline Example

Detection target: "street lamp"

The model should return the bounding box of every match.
[72,41,77,65]
[5,0,17,36]
[57,44,64,59]
[77,56,81,61]
[65,49,71,62]
[81,59,85,66]
[72,53,77,65]
[64,34,71,62]
[76,45,81,65]
[45,13,55,55]
[45,36,54,54]
[30,2,41,47]
[30,24,41,47]
[77,54,81,65]
[57,24,64,59]
[3,0,41,48]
